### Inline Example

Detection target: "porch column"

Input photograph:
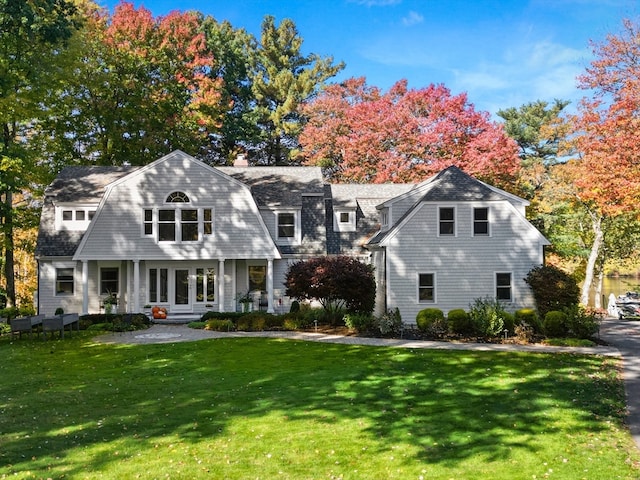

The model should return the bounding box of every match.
[81,260,89,315]
[267,258,274,313]
[133,260,140,313]
[218,259,225,312]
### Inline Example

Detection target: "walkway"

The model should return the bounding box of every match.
[599,317,640,450]
[99,319,640,450]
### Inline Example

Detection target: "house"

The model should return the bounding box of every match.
[35,150,549,323]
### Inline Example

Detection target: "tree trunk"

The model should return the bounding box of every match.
[594,269,604,310]
[3,190,15,308]
[580,212,604,306]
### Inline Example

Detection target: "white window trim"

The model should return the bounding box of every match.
[417,272,436,304]
[438,205,457,237]
[142,207,214,243]
[333,208,356,232]
[275,209,301,245]
[53,262,77,297]
[54,204,98,231]
[495,271,513,302]
[380,209,389,230]
[473,206,491,237]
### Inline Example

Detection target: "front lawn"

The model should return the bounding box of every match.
[1,332,638,479]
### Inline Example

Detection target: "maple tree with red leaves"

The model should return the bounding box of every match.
[567,18,640,305]
[40,1,227,166]
[299,77,520,187]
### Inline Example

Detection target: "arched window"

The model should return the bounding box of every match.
[166,191,190,203]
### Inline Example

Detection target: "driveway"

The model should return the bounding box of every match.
[599,317,640,450]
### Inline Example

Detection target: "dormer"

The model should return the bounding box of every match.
[54,204,98,231]
[333,208,356,232]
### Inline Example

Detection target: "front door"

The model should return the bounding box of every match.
[173,269,191,312]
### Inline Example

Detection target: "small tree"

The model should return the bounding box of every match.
[525,265,579,318]
[284,256,375,323]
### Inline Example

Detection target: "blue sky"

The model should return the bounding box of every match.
[100,0,637,117]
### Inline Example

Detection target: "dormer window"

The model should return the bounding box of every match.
[55,205,97,231]
[275,210,301,244]
[334,209,356,232]
[380,209,389,229]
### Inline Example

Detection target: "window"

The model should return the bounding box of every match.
[203,208,212,235]
[144,209,153,235]
[439,207,455,235]
[196,268,215,302]
[334,209,356,232]
[381,210,389,227]
[277,212,295,238]
[181,209,198,242]
[55,268,74,295]
[418,273,435,302]
[100,267,119,296]
[149,268,168,303]
[56,206,97,230]
[474,207,489,236]
[144,206,213,242]
[248,265,266,292]
[158,209,176,241]
[167,191,189,203]
[496,273,512,301]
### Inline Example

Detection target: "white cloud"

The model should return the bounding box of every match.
[451,40,591,113]
[402,11,424,26]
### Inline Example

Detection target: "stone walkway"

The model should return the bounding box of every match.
[98,319,640,450]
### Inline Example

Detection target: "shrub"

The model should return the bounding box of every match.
[285,256,376,314]
[55,307,64,315]
[468,297,508,337]
[564,305,600,339]
[502,311,515,336]
[525,265,579,318]
[448,309,473,335]
[344,312,375,332]
[543,310,568,338]
[514,323,535,343]
[205,319,235,331]
[0,322,10,335]
[514,308,541,333]
[416,308,447,338]
[265,315,285,329]
[290,300,300,313]
[0,307,20,320]
[79,314,150,331]
[188,321,207,329]
[416,308,445,331]
[375,308,403,337]
[201,311,244,322]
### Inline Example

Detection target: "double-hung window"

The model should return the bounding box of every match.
[496,272,512,301]
[439,207,455,236]
[474,207,489,236]
[275,210,300,244]
[55,268,75,295]
[418,273,435,303]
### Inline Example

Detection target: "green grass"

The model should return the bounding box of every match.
[1,332,638,479]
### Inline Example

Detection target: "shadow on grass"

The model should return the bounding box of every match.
[0,333,629,477]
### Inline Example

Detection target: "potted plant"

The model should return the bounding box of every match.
[103,293,117,315]
[237,291,253,313]
[143,304,152,315]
